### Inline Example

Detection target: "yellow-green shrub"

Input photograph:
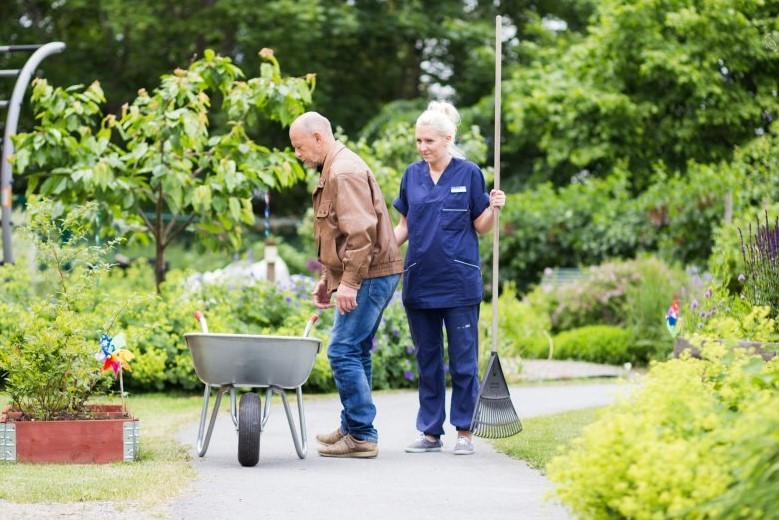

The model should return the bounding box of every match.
[548,343,779,519]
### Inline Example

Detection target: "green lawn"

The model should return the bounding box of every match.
[492,406,601,473]
[1,393,202,503]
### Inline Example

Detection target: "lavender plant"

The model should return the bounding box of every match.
[739,211,779,319]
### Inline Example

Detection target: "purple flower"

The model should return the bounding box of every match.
[406,345,415,355]
[404,370,415,381]
[306,258,322,273]
[738,274,746,282]
[691,299,699,309]
[704,288,713,298]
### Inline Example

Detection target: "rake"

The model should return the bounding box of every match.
[470,15,522,440]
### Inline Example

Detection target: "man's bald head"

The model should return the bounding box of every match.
[289,112,336,168]
[291,112,334,138]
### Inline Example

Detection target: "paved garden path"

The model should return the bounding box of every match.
[168,380,632,520]
[0,365,633,519]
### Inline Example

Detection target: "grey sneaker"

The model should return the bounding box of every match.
[405,434,443,453]
[454,436,475,455]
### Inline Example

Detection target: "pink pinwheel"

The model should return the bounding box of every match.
[666,300,681,338]
[96,332,134,413]
[96,333,134,375]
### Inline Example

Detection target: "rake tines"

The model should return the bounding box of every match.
[470,396,523,438]
[470,352,522,439]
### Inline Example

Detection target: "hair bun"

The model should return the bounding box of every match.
[426,101,460,126]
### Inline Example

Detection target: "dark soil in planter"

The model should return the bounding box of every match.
[2,404,132,422]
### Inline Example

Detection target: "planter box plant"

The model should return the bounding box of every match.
[0,200,141,463]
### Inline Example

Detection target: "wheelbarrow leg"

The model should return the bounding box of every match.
[196,384,232,457]
[261,387,274,429]
[229,386,238,429]
[277,386,309,459]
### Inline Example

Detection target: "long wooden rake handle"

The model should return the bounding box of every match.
[491,15,502,355]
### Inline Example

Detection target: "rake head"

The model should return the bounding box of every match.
[470,352,523,439]
[470,396,523,438]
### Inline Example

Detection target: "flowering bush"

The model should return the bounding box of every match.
[739,211,779,320]
[677,267,731,334]
[523,256,685,363]
[370,290,418,390]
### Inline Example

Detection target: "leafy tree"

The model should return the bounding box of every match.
[12,49,314,291]
[503,0,779,189]
[1,0,596,134]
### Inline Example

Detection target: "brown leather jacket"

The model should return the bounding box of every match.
[313,142,403,293]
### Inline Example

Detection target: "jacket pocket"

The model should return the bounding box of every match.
[316,198,331,219]
[316,199,338,267]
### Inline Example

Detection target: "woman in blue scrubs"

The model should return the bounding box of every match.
[393,101,506,455]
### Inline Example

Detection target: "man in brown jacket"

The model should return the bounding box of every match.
[289,112,403,458]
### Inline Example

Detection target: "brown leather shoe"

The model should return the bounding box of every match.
[317,435,378,458]
[316,427,346,446]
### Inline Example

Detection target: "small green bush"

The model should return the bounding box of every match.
[551,325,634,365]
[0,200,136,419]
[480,281,551,359]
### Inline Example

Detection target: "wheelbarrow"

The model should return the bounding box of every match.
[184,311,322,467]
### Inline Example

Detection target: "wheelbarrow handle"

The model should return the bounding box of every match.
[194,311,209,333]
[303,313,319,338]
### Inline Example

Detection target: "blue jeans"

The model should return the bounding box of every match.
[327,273,400,443]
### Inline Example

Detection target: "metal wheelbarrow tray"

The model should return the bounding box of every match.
[184,313,321,466]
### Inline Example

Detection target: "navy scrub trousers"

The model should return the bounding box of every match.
[406,304,481,436]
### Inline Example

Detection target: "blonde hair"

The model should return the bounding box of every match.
[415,101,464,159]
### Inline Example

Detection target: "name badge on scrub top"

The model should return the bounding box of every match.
[451,186,467,193]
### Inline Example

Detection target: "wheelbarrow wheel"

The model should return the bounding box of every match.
[238,392,262,467]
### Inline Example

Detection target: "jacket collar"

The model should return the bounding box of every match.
[320,141,346,180]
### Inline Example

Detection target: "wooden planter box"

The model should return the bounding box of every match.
[674,337,778,362]
[1,404,140,464]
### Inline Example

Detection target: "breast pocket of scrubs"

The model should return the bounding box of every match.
[441,194,469,230]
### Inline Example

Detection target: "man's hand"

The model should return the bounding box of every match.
[312,280,333,309]
[335,284,358,315]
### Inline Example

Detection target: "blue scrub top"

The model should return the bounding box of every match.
[393,158,490,309]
